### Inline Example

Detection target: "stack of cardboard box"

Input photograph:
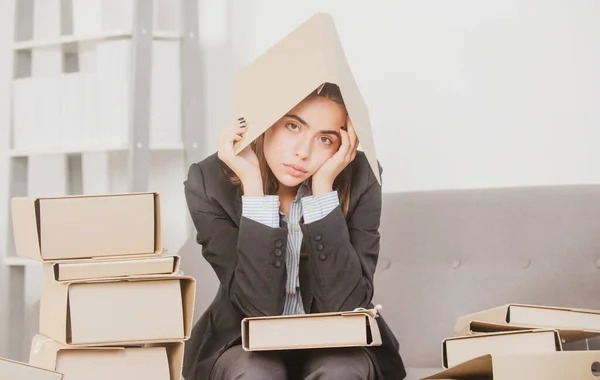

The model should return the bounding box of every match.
[9,192,196,380]
[423,303,600,379]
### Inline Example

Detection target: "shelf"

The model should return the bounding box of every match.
[154,31,181,40]
[149,142,186,151]
[8,143,185,157]
[13,30,181,51]
[3,257,32,267]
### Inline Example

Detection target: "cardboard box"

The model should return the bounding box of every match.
[29,335,183,380]
[0,356,63,379]
[40,266,195,345]
[455,304,600,339]
[50,253,180,281]
[442,329,561,368]
[231,12,381,185]
[457,320,600,343]
[423,351,600,380]
[12,192,161,261]
[242,310,381,351]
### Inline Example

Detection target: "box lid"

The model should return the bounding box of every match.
[442,329,562,369]
[467,320,600,343]
[29,335,183,380]
[242,308,382,350]
[455,303,600,339]
[11,192,161,261]
[423,351,600,380]
[51,253,180,281]
[0,355,63,380]
[30,334,120,370]
[39,267,196,346]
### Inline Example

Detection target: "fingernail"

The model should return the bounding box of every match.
[238,117,244,121]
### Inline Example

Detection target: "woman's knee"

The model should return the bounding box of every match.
[301,348,375,380]
[240,353,286,380]
[211,345,287,380]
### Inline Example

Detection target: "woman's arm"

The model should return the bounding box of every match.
[300,170,382,313]
[184,162,288,317]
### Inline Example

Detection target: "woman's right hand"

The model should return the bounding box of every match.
[217,118,264,196]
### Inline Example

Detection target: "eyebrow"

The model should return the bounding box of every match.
[285,114,308,126]
[285,114,342,139]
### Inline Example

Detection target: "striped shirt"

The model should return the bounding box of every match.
[241,183,340,315]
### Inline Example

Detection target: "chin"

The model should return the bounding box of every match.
[274,172,308,188]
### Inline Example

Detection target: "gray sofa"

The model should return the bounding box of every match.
[180,184,600,379]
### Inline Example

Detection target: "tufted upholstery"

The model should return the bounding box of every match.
[179,184,600,376]
[374,184,600,370]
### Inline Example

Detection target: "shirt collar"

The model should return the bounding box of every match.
[279,180,312,218]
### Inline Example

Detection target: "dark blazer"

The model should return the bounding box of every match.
[182,151,406,380]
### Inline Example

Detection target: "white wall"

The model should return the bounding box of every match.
[2,0,600,361]
[0,0,193,361]
[0,0,15,360]
[227,0,600,192]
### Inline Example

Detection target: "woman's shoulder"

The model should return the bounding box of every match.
[351,150,383,189]
[191,152,223,175]
[185,152,237,197]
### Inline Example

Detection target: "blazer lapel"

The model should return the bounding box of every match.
[233,188,242,226]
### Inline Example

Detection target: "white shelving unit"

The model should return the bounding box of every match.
[4,257,31,267]
[2,0,204,362]
[8,142,185,158]
[13,30,181,51]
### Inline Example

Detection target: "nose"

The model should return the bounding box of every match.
[294,135,311,159]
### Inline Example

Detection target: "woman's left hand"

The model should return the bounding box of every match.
[311,118,359,196]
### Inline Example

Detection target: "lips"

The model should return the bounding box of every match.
[283,163,308,177]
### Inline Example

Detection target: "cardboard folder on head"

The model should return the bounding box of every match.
[232,12,381,184]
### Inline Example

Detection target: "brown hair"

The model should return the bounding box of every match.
[224,82,352,215]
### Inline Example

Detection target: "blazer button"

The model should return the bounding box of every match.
[275,240,283,248]
[274,249,283,257]
[314,235,322,242]
[274,261,282,269]
[316,243,324,251]
[318,254,327,261]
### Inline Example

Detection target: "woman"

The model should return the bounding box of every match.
[183,83,406,380]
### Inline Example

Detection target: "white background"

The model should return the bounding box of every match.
[1,0,600,359]
[224,0,600,192]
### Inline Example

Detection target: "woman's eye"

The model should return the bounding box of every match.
[319,136,332,146]
[286,122,300,132]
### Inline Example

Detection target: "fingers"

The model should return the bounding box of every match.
[346,119,358,149]
[337,127,350,160]
[232,119,247,148]
[237,117,247,129]
[345,119,358,162]
[218,117,247,161]
[338,126,357,164]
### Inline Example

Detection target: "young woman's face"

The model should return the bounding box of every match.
[263,95,347,188]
